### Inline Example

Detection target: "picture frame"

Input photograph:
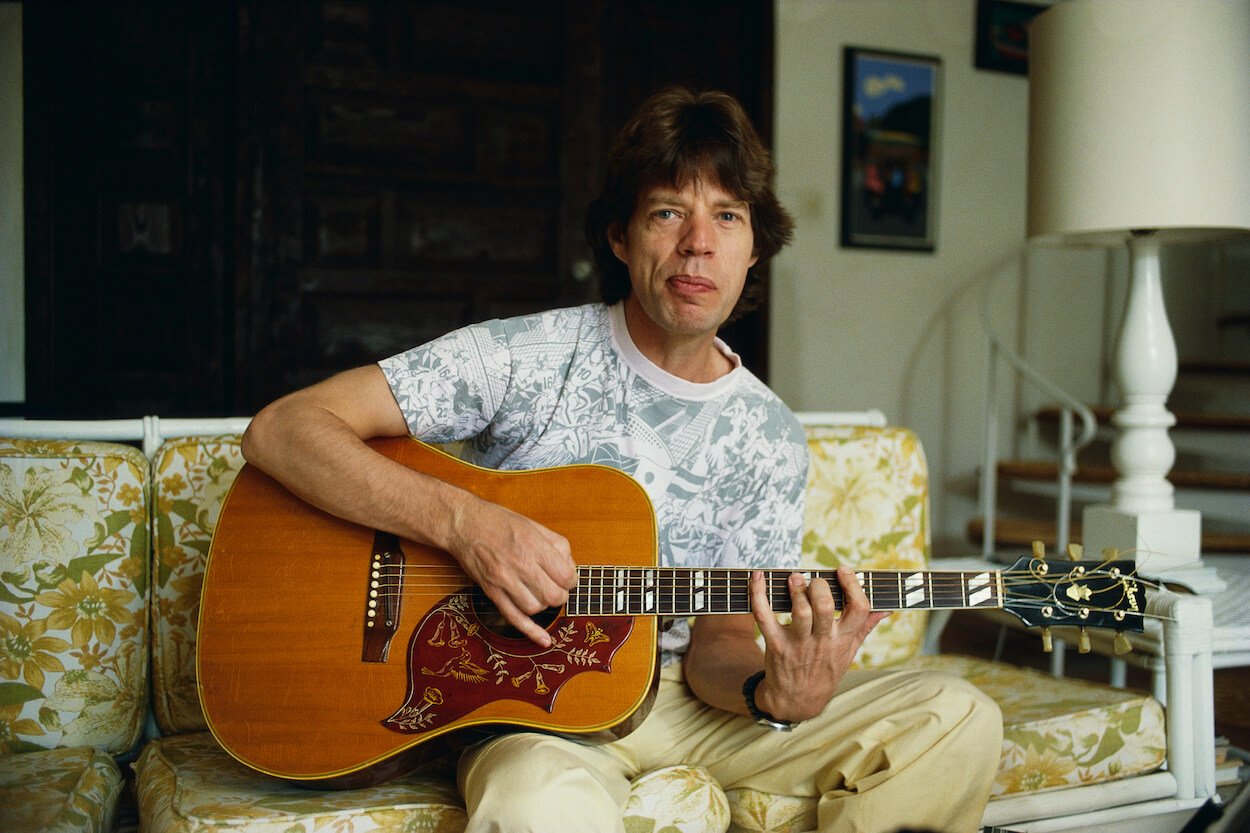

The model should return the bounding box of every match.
[840,47,941,252]
[974,0,1048,76]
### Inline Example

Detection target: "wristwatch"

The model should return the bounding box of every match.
[742,670,798,732]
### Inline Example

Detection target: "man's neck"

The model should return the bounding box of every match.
[621,298,734,384]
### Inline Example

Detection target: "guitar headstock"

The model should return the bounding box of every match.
[1001,555,1146,633]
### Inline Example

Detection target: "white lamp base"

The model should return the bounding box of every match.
[1082,504,1224,593]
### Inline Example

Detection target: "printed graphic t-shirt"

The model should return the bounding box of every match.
[378,302,808,663]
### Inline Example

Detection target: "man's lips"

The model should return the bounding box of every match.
[668,274,716,292]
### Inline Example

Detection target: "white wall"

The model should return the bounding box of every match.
[0,2,23,404]
[771,0,1111,554]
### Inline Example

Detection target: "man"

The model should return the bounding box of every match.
[242,86,1000,833]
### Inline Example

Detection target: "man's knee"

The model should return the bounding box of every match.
[459,734,626,833]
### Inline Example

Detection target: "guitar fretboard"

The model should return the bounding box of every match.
[566,568,1002,617]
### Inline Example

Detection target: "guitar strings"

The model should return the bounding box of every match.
[357,566,1156,622]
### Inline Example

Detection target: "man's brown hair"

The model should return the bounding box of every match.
[585,86,795,322]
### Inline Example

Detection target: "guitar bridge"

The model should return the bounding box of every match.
[363,531,404,662]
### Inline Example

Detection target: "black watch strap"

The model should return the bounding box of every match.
[742,670,797,731]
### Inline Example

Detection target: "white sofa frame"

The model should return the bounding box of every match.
[0,413,1218,833]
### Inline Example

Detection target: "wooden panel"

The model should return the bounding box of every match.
[395,194,557,268]
[25,0,773,416]
[23,1,233,418]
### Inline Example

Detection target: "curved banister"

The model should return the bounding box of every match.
[979,249,1099,560]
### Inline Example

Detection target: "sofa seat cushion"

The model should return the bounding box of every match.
[135,733,733,833]
[719,653,1167,830]
[624,764,730,833]
[0,745,124,833]
[134,732,468,833]
[913,654,1167,797]
[0,439,150,756]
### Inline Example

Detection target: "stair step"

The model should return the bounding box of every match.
[966,517,1250,554]
[1036,405,1250,432]
[997,459,1250,492]
[1179,359,1250,376]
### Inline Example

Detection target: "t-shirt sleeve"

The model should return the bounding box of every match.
[377,320,512,443]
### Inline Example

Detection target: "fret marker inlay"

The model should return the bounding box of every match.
[905,572,926,607]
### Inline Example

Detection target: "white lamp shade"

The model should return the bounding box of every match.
[1027,0,1250,244]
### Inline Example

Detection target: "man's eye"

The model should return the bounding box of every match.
[655,209,677,220]
[719,212,739,222]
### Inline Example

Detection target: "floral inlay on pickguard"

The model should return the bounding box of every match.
[382,591,633,734]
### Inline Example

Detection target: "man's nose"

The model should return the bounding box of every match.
[679,214,715,256]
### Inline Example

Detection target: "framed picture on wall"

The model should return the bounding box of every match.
[840,47,941,252]
[975,0,1048,75]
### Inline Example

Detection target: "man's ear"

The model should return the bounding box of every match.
[608,223,628,263]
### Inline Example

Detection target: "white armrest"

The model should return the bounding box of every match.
[1150,588,1215,800]
[794,410,888,428]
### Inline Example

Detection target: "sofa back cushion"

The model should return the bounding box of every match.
[801,425,930,668]
[150,436,246,736]
[0,439,150,755]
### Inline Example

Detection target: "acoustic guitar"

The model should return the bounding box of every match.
[197,437,1147,788]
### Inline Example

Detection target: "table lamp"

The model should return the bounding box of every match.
[1026,0,1250,582]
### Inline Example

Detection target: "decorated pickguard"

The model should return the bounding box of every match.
[382,591,633,734]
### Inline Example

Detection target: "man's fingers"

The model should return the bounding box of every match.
[806,576,837,633]
[836,566,873,630]
[494,595,554,648]
[750,571,784,642]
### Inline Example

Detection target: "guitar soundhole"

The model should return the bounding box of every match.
[470,587,561,640]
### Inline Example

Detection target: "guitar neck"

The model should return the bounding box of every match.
[567,567,1003,617]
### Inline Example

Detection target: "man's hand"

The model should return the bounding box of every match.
[749,567,889,722]
[445,496,578,648]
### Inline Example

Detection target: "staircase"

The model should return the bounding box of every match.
[972,243,1250,560]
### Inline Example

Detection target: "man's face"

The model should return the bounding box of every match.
[609,177,758,345]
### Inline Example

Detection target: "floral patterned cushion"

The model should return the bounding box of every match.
[801,425,929,668]
[721,654,1167,829]
[0,439,150,756]
[150,436,246,735]
[624,764,731,833]
[134,732,468,833]
[0,745,124,833]
[912,654,1167,797]
[725,788,814,833]
[135,732,733,833]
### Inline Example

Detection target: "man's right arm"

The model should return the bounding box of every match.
[241,365,576,647]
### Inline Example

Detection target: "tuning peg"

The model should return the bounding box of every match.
[1078,628,1091,653]
[1066,543,1083,561]
[1114,632,1133,655]
[1032,540,1046,560]
[1102,546,1119,561]
[1040,627,1053,653]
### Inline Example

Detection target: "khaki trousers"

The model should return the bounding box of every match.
[458,663,1002,833]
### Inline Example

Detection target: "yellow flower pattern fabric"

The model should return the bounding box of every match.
[911,654,1166,797]
[801,426,929,668]
[624,765,731,833]
[0,745,123,833]
[0,439,149,756]
[135,733,468,833]
[149,436,246,735]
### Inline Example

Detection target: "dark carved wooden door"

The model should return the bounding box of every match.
[25,1,774,417]
[235,0,608,406]
[23,1,235,417]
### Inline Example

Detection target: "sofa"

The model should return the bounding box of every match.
[0,413,1217,833]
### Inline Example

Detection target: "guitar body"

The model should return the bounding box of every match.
[197,437,659,788]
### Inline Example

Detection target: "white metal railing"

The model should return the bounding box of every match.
[0,415,252,457]
[979,252,1099,561]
